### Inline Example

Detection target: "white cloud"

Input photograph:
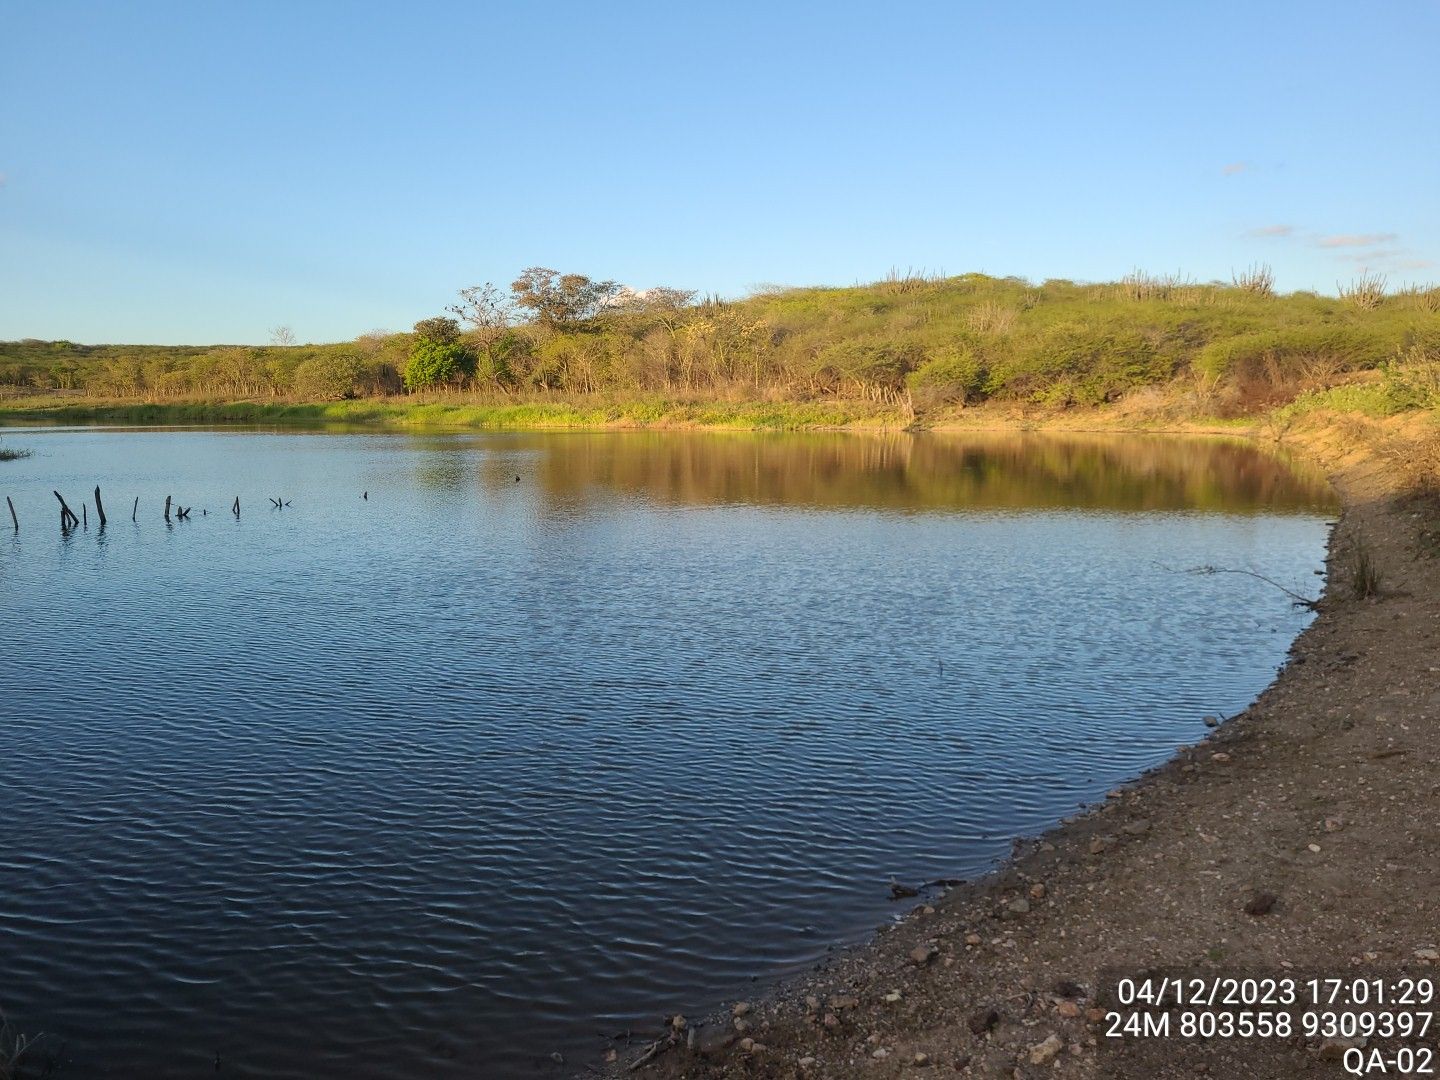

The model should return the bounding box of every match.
[1317,232,1399,248]
[1337,250,1402,263]
[1222,162,1248,176]
[1246,224,1293,238]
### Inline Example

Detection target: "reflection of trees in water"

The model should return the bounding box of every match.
[413,455,473,491]
[521,433,1336,514]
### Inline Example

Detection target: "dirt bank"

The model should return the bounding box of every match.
[598,413,1440,1079]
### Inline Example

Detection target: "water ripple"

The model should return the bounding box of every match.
[0,428,1332,1078]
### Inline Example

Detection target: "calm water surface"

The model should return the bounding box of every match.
[0,428,1335,1077]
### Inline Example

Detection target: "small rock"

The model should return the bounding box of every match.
[1039,841,1056,852]
[1086,1008,1107,1023]
[1203,715,1220,727]
[823,1013,841,1030]
[911,944,939,965]
[733,1017,749,1034]
[798,1057,816,1070]
[804,995,820,1012]
[1006,898,1031,915]
[965,933,983,946]
[549,1051,564,1064]
[1088,836,1115,856]
[968,1007,1001,1035]
[1029,1034,1063,1066]
[1056,1001,1081,1018]
[890,881,919,899]
[1414,948,1440,961]
[732,1001,751,1017]
[1324,818,1345,832]
[1029,883,1047,900]
[1245,891,1278,917]
[695,1027,734,1057]
[913,1052,930,1067]
[830,995,859,1010]
[603,1047,618,1063]
[671,1015,687,1031]
[872,1047,889,1060]
[1122,819,1151,836]
[738,1037,755,1053]
[884,990,903,1003]
[1211,752,1232,763]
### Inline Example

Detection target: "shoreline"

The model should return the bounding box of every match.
[0,395,1261,436]
[592,412,1439,1078]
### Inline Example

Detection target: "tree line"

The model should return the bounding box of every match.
[3,268,1437,417]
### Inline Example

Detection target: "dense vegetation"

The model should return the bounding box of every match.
[4,269,1438,421]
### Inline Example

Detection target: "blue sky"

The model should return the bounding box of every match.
[2,0,1437,345]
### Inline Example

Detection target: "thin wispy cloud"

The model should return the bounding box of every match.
[1246,224,1293,238]
[1317,233,1398,248]
[1395,258,1436,271]
[1222,162,1248,176]
[1337,250,1402,263]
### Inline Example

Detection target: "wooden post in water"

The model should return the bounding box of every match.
[53,491,80,530]
[232,496,240,518]
[132,496,139,522]
[94,486,107,528]
[7,495,17,532]
[82,504,87,529]
[164,495,172,522]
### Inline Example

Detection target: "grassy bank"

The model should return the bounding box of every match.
[0,395,910,431]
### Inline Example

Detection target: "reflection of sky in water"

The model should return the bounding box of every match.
[0,427,1333,1079]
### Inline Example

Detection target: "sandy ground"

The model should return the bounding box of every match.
[594,413,1440,1080]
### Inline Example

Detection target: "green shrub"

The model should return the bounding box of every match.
[988,323,1168,405]
[906,344,987,404]
[1380,346,1440,410]
[1194,325,1391,386]
[404,340,475,391]
[815,337,924,388]
[291,352,364,400]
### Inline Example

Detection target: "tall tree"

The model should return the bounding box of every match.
[509,268,623,329]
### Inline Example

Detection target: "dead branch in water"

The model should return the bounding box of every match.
[53,491,80,530]
[7,496,16,532]
[94,486,107,528]
[1184,565,1318,609]
[628,1035,675,1071]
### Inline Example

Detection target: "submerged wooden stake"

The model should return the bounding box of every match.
[82,504,87,529]
[132,496,139,522]
[164,495,172,522]
[94,486,107,528]
[53,490,80,530]
[232,496,240,518]
[7,495,17,532]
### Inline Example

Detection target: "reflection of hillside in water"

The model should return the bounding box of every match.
[523,432,1336,514]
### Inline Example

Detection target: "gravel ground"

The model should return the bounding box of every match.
[594,415,1440,1080]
